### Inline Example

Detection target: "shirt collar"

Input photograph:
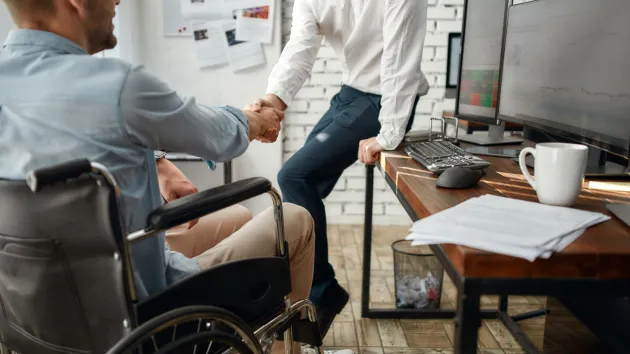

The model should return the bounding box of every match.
[3,29,88,55]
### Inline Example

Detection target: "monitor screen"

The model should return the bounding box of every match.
[499,0,630,157]
[456,0,508,122]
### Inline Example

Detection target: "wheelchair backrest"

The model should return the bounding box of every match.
[0,175,133,354]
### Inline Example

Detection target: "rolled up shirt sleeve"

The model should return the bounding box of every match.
[120,65,249,162]
[266,0,323,107]
[377,0,428,150]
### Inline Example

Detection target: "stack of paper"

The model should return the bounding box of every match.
[406,195,611,261]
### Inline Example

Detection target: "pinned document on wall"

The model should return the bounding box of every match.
[180,0,233,21]
[191,21,229,68]
[173,0,274,71]
[232,1,274,44]
[222,21,266,71]
[177,0,276,41]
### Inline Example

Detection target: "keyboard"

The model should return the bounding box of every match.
[404,140,490,174]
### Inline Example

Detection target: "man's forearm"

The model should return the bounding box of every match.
[378,0,428,150]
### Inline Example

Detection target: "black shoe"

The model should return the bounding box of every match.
[315,283,350,338]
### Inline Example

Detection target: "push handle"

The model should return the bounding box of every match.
[26,159,92,192]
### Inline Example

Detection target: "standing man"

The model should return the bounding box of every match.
[258,0,429,335]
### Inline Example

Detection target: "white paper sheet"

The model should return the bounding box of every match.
[405,194,611,261]
[180,0,275,42]
[180,0,233,20]
[221,21,266,71]
[233,0,275,43]
[191,21,229,68]
[180,0,273,20]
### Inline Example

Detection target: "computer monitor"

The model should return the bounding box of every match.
[498,0,630,167]
[455,0,524,146]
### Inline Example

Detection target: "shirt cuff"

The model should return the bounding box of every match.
[218,105,250,137]
[376,135,397,151]
[377,122,407,151]
[154,150,167,160]
[266,85,294,108]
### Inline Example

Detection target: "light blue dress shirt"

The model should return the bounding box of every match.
[0,29,250,299]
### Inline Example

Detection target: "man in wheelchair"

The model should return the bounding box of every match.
[0,0,352,353]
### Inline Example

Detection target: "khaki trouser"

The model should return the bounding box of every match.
[165,203,315,306]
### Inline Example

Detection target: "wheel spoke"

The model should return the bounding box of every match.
[151,335,158,352]
[172,323,178,342]
[194,319,203,354]
[205,340,213,354]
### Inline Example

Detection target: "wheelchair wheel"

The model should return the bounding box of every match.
[155,331,254,354]
[106,305,263,354]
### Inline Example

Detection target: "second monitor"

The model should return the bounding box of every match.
[455,0,523,146]
[498,0,630,176]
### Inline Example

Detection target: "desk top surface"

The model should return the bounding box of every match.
[379,143,630,279]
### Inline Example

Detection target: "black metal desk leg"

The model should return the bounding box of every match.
[499,295,508,312]
[454,280,482,354]
[361,164,375,318]
[224,161,232,184]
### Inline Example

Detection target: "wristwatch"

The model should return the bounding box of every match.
[154,150,167,161]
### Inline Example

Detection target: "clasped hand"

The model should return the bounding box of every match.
[243,98,284,143]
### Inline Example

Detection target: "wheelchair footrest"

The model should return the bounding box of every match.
[277,319,323,348]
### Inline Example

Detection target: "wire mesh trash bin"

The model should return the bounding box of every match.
[392,240,444,310]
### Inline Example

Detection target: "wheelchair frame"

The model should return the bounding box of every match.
[0,159,325,354]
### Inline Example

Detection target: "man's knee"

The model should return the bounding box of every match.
[228,204,253,229]
[277,158,304,189]
[282,203,315,243]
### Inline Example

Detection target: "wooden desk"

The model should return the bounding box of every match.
[360,143,630,354]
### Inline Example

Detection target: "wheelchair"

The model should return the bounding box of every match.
[0,159,324,354]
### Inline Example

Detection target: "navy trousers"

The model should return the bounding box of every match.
[278,85,418,307]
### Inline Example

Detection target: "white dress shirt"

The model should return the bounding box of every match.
[266,0,430,150]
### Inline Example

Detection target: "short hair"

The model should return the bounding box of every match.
[3,0,55,21]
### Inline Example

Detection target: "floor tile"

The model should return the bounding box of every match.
[400,320,449,334]
[321,225,545,354]
[356,318,382,347]
[333,322,358,347]
[377,319,408,347]
[360,347,384,354]
[405,333,452,348]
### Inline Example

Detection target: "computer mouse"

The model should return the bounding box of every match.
[436,166,483,189]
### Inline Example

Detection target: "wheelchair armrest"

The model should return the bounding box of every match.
[147,177,272,230]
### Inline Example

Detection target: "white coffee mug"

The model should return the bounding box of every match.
[519,143,588,207]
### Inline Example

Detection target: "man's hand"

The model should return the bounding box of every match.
[358,137,386,165]
[242,94,287,143]
[243,106,283,142]
[156,158,200,229]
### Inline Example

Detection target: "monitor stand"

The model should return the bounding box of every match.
[458,122,524,146]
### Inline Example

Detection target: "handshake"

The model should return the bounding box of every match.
[242,94,288,143]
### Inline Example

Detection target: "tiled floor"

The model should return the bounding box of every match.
[321,224,546,354]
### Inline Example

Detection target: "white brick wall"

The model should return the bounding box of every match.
[280,0,463,225]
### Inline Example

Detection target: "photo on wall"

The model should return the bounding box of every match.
[224,29,244,46]
[194,29,209,41]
